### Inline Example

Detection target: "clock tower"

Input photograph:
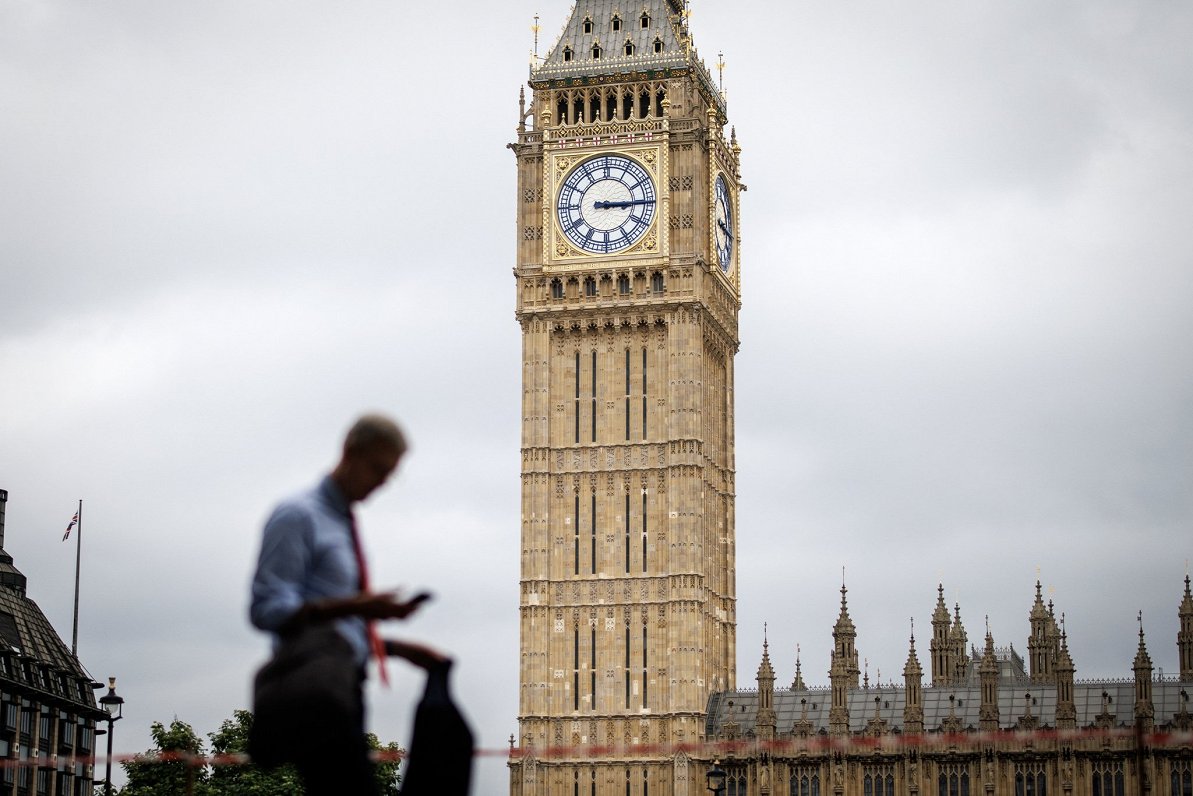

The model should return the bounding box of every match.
[510,2,742,794]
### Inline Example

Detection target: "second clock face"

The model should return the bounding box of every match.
[714,174,734,273]
[557,154,656,255]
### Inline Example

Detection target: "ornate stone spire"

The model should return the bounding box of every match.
[791,644,807,691]
[930,583,952,685]
[979,621,1000,731]
[833,580,860,687]
[1178,573,1193,681]
[828,591,853,736]
[903,622,924,734]
[1054,616,1076,729]
[1028,580,1055,683]
[1134,612,1155,730]
[755,627,777,740]
[949,602,970,683]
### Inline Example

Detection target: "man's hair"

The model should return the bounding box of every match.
[343,413,407,456]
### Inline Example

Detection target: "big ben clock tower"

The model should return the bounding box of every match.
[510,3,742,794]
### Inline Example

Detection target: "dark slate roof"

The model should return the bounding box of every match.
[533,0,725,114]
[705,681,1193,737]
[0,548,98,711]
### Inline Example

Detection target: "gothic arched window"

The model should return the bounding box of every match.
[791,770,820,796]
[650,271,664,293]
[563,46,573,62]
[550,278,564,299]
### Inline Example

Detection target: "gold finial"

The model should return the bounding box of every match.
[532,13,541,61]
[717,51,725,92]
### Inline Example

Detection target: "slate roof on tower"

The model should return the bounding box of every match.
[532,0,726,114]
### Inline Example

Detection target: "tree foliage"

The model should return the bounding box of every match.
[115,710,401,795]
[116,719,208,796]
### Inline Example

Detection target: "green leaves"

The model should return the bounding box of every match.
[115,710,401,795]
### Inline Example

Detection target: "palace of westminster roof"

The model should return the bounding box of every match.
[707,579,1193,739]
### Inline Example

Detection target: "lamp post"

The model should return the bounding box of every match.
[707,761,727,795]
[98,677,124,796]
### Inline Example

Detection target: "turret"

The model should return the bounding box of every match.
[1028,580,1054,683]
[1054,618,1076,729]
[828,587,854,737]
[949,603,970,683]
[1133,613,1154,732]
[930,584,952,685]
[833,582,860,687]
[828,648,850,736]
[978,623,1000,731]
[1178,574,1193,681]
[791,644,807,691]
[755,630,776,741]
[903,624,924,734]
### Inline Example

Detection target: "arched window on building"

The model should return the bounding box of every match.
[1171,761,1192,796]
[1091,762,1124,796]
[791,770,820,796]
[727,769,748,796]
[550,278,564,300]
[864,768,895,796]
[1014,764,1047,796]
[563,46,573,62]
[583,277,597,297]
[617,274,631,295]
[939,766,970,796]
[650,271,664,293]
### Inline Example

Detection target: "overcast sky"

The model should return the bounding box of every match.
[1,2,1191,794]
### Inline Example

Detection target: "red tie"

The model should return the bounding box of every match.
[348,513,390,687]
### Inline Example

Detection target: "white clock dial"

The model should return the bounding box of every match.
[557,154,656,254]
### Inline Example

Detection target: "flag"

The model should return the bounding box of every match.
[63,512,78,541]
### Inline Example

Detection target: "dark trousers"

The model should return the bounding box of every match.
[294,668,379,796]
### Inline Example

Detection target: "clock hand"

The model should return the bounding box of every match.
[717,219,734,239]
[593,199,655,209]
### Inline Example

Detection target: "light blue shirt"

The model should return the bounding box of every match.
[249,476,369,664]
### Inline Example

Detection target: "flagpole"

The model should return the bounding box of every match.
[72,498,82,656]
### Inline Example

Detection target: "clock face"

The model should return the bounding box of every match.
[714,174,734,273]
[557,154,656,254]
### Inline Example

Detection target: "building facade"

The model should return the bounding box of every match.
[704,581,1193,796]
[510,1,743,793]
[0,490,102,796]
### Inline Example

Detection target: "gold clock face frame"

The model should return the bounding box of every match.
[546,146,664,266]
[556,154,657,254]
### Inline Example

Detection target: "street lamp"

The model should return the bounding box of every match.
[707,761,727,795]
[98,677,124,796]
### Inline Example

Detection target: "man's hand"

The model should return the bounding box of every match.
[292,591,431,628]
[350,591,430,620]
